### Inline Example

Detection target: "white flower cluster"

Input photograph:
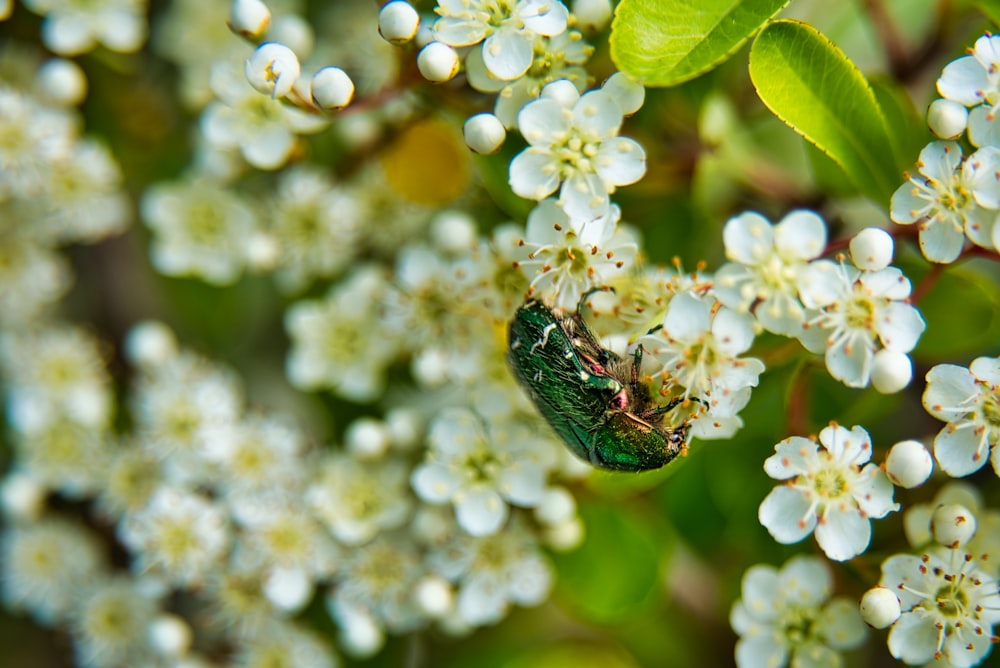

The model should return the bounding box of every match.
[716,210,925,393]
[891,33,1000,263]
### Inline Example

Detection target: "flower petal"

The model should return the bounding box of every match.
[759,486,816,544]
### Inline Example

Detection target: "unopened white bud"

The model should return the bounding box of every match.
[602,71,645,115]
[125,320,178,368]
[871,349,913,394]
[268,14,314,59]
[1,472,45,521]
[545,517,584,551]
[414,575,453,617]
[311,66,354,110]
[384,407,423,451]
[148,613,193,656]
[932,503,976,548]
[431,210,477,252]
[245,42,301,98]
[345,417,392,460]
[885,440,933,489]
[572,0,613,32]
[412,348,450,386]
[378,1,420,44]
[534,487,576,525]
[228,0,271,39]
[338,610,385,658]
[927,98,968,140]
[245,231,281,270]
[263,567,312,612]
[463,112,506,154]
[850,227,894,271]
[417,42,460,83]
[541,79,581,107]
[37,58,87,106]
[859,586,901,629]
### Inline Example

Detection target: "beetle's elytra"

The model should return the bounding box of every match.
[506,298,691,472]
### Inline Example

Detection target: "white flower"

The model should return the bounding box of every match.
[0,232,70,324]
[22,0,147,55]
[713,210,827,337]
[428,518,552,627]
[202,61,327,170]
[1,518,105,625]
[731,555,866,668]
[411,407,554,536]
[119,486,230,586]
[284,267,401,402]
[231,498,338,583]
[0,86,76,198]
[141,178,259,285]
[880,546,1000,667]
[204,415,306,497]
[130,351,243,485]
[307,454,411,546]
[514,198,636,310]
[433,0,569,80]
[758,423,898,561]
[798,259,925,389]
[267,166,361,292]
[937,33,1000,147]
[464,29,593,128]
[890,141,1000,262]
[329,536,426,634]
[639,291,765,439]
[923,356,1000,477]
[245,42,301,99]
[233,620,338,668]
[71,577,160,667]
[1,326,113,431]
[509,82,646,221]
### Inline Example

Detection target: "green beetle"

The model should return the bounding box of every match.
[506,297,692,472]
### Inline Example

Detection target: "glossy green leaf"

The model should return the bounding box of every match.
[748,20,901,203]
[610,0,789,86]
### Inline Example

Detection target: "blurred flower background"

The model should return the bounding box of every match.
[4,0,1000,667]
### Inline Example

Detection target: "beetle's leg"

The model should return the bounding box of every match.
[576,285,616,318]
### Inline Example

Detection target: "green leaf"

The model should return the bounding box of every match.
[909,262,1000,361]
[748,20,902,204]
[610,0,789,87]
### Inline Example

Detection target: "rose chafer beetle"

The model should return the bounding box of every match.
[507,296,694,472]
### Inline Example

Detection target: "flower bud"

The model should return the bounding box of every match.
[541,79,581,106]
[378,1,420,44]
[228,0,271,40]
[544,517,584,551]
[417,41,460,83]
[534,487,576,525]
[463,112,506,154]
[1,472,45,521]
[245,42,301,98]
[337,609,384,658]
[431,210,477,252]
[932,503,976,548]
[885,439,933,489]
[572,0,613,32]
[148,614,193,656]
[37,58,87,106]
[859,586,901,629]
[927,98,968,140]
[603,71,645,115]
[849,227,894,271]
[345,417,391,460]
[125,320,178,368]
[870,349,913,394]
[311,66,354,110]
[385,407,422,451]
[269,14,314,59]
[263,566,312,611]
[414,575,453,617]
